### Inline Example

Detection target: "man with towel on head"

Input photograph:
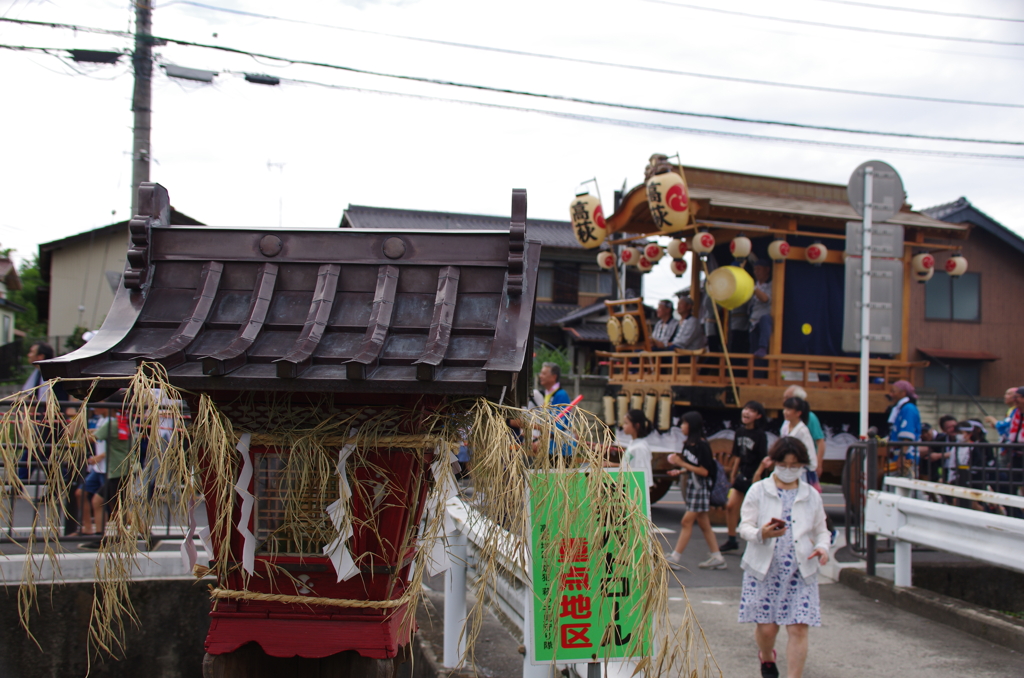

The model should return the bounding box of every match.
[888,380,921,476]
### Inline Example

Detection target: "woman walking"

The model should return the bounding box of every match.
[611,409,655,492]
[780,396,819,489]
[738,437,830,678]
[666,411,726,570]
[720,401,768,553]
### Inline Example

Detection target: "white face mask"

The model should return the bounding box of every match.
[774,466,803,483]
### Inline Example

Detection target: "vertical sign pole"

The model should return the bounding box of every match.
[859,166,873,438]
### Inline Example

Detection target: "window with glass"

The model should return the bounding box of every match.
[578,270,613,296]
[923,361,981,396]
[925,272,980,321]
[537,267,554,301]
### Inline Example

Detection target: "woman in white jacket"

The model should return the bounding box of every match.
[738,437,830,678]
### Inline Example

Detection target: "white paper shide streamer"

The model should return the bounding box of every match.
[323,445,360,581]
[232,432,256,576]
[425,446,460,576]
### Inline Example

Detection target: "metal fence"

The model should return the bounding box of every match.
[844,438,1024,574]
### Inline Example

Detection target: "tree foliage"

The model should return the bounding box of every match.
[8,255,47,340]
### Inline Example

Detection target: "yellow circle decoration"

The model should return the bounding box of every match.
[801,323,812,335]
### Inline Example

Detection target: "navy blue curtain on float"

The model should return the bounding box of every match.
[781,260,845,356]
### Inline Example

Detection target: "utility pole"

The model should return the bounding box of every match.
[130,1,154,217]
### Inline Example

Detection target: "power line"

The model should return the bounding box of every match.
[218,70,1024,162]
[4,16,1023,146]
[0,16,132,39]
[161,1,1024,109]
[639,0,1024,47]
[814,0,1024,23]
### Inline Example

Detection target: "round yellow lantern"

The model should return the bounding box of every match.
[568,193,607,249]
[768,240,790,261]
[911,253,935,274]
[643,243,664,262]
[945,254,968,277]
[645,171,690,234]
[620,247,640,267]
[730,235,752,259]
[637,255,654,273]
[912,267,935,283]
[805,242,828,265]
[596,250,616,270]
[705,265,755,310]
[691,231,715,254]
[666,238,687,259]
[670,259,688,277]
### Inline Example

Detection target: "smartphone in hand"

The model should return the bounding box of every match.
[768,517,786,529]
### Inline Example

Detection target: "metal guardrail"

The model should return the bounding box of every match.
[865,477,1024,586]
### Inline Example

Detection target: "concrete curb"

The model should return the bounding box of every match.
[0,549,208,584]
[839,568,1024,651]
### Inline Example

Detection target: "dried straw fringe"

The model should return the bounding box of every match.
[1,365,720,677]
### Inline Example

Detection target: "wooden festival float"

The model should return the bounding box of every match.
[570,155,972,481]
[37,184,540,675]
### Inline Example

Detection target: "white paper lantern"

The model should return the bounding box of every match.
[911,253,935,274]
[670,259,688,277]
[805,242,828,265]
[645,171,690,234]
[568,193,607,249]
[691,231,715,254]
[643,243,664,262]
[596,250,616,270]
[637,255,654,273]
[620,247,640,267]
[912,267,935,283]
[768,240,790,261]
[945,254,968,277]
[730,235,752,259]
[666,238,687,259]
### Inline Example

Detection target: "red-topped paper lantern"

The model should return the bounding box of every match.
[730,235,752,260]
[666,238,687,259]
[637,255,654,272]
[643,243,664,262]
[568,193,607,249]
[767,240,790,261]
[645,171,691,234]
[945,254,968,277]
[691,231,715,254]
[620,247,640,266]
[670,259,688,277]
[805,242,828,265]
[596,250,616,270]
[912,253,935,274]
[912,267,935,283]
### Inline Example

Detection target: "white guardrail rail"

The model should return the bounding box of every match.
[864,477,1024,587]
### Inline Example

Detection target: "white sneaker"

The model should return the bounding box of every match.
[667,551,683,569]
[698,553,727,570]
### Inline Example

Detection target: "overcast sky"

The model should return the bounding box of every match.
[1,0,1021,307]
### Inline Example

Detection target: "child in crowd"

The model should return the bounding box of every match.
[608,408,655,492]
[720,401,769,553]
[666,411,726,570]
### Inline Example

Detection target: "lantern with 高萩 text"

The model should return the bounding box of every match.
[670,259,688,277]
[805,242,828,265]
[691,231,715,255]
[597,250,616,270]
[620,247,640,267]
[645,170,691,234]
[644,243,664,262]
[568,193,607,249]
[945,254,968,277]
[912,253,935,274]
[768,240,790,261]
[730,235,751,260]
[667,238,687,259]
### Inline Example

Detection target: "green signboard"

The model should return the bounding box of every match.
[527,470,651,664]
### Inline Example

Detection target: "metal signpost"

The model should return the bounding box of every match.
[847,160,904,438]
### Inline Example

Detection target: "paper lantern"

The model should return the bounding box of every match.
[645,171,690,234]
[616,393,629,425]
[629,391,643,412]
[730,235,752,259]
[945,254,968,277]
[691,231,715,254]
[620,247,640,266]
[705,265,755,310]
[805,242,828,265]
[666,238,687,259]
[643,243,664,262]
[568,193,607,249]
[911,253,935,274]
[643,392,657,422]
[602,395,616,426]
[670,259,688,277]
[606,316,623,344]
[637,255,654,273]
[912,267,934,284]
[768,240,790,261]
[657,393,672,431]
[596,250,616,270]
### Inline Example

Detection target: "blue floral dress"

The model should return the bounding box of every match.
[737,488,821,626]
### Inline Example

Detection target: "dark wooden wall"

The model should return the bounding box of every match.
[909,227,1024,397]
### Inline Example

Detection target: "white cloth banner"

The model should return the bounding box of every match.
[233,432,256,576]
[323,445,360,582]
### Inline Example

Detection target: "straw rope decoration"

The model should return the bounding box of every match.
[0,364,719,676]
